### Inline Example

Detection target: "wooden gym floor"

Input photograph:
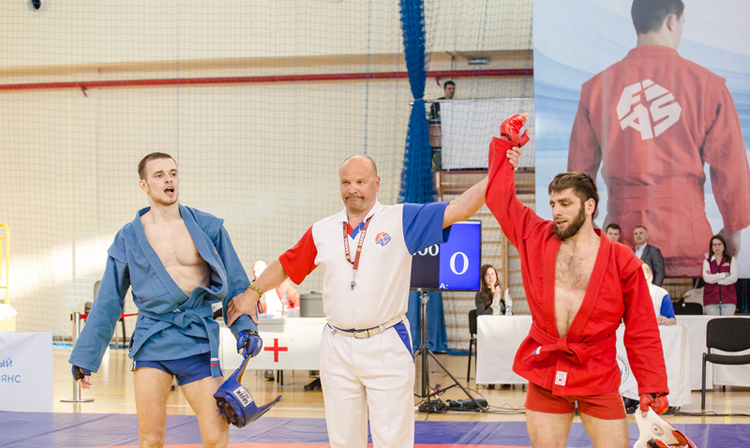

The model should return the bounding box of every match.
[50,347,750,425]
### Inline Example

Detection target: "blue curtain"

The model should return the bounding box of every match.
[398,0,446,353]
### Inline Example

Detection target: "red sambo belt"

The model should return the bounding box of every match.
[524,322,616,365]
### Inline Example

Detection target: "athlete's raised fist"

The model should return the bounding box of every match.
[500,113,530,148]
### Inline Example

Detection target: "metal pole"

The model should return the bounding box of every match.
[61,312,94,403]
[420,290,430,399]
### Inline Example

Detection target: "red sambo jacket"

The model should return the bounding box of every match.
[486,137,668,397]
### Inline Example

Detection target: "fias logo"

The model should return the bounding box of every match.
[375,232,391,247]
[617,79,681,140]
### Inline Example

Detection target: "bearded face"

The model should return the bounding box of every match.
[553,198,587,240]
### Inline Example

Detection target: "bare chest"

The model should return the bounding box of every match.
[555,246,596,292]
[144,222,202,267]
[553,245,597,336]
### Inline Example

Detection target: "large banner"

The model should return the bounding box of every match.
[534,0,750,277]
[0,332,53,412]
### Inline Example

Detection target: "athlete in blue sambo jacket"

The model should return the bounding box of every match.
[69,153,261,448]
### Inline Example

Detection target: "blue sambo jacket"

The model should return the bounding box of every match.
[69,204,256,378]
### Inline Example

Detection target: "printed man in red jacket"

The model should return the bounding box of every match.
[489,114,669,448]
[568,0,750,278]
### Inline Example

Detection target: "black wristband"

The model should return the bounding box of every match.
[73,366,86,381]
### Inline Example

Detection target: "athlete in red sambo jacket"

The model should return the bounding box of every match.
[568,0,750,277]
[490,114,669,448]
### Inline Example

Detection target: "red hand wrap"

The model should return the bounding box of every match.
[500,114,530,148]
[639,393,669,415]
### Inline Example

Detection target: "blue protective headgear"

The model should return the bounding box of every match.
[214,348,281,428]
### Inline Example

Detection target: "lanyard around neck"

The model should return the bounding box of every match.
[343,216,373,289]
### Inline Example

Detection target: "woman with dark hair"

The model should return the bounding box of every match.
[702,235,738,315]
[474,264,507,390]
[475,264,504,315]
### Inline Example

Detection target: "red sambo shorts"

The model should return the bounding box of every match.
[525,382,626,420]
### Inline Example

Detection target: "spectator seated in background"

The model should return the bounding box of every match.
[474,263,509,390]
[702,234,739,316]
[642,264,676,325]
[475,264,505,316]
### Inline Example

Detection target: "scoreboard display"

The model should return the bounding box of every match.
[410,220,481,291]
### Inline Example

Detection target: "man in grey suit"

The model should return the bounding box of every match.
[633,226,665,286]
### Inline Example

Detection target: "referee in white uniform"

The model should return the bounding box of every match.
[228,153,503,447]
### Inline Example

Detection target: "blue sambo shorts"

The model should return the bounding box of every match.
[131,352,217,386]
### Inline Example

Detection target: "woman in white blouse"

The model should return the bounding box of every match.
[702,235,738,315]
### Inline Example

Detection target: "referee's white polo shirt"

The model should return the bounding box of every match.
[279,200,451,331]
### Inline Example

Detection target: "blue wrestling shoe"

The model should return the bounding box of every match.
[214,350,281,428]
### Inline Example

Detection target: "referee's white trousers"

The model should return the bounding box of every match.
[320,320,415,448]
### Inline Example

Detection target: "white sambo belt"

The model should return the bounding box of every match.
[330,315,404,339]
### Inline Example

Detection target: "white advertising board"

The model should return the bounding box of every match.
[0,332,53,412]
